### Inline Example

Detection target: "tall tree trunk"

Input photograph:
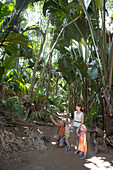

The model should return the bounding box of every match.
[85,78,88,115]
[55,73,59,107]
[96,79,104,129]
[45,58,52,109]
[25,21,49,120]
[67,83,71,115]
[103,89,113,135]
[73,81,77,112]
[15,23,21,72]
[56,73,59,96]
[109,48,113,91]
[70,81,76,118]
[29,19,49,96]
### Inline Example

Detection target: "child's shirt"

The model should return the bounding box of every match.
[65,125,70,133]
[57,123,65,137]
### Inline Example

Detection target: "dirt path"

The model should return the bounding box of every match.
[0,125,88,170]
[2,143,88,170]
[1,125,113,170]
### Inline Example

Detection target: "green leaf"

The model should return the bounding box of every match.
[94,0,102,10]
[6,32,29,45]
[7,3,14,12]
[9,77,27,93]
[22,25,40,33]
[0,2,10,22]
[0,32,30,55]
[0,32,29,46]
[3,56,18,69]
[2,44,19,55]
[0,65,5,82]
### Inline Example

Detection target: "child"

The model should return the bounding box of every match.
[50,115,66,147]
[72,103,84,154]
[78,124,87,159]
[65,118,71,151]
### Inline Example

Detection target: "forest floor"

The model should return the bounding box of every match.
[0,113,113,170]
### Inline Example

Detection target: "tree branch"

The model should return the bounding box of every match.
[35,14,82,94]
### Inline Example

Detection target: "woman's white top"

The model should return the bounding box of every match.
[65,125,70,133]
[73,111,83,127]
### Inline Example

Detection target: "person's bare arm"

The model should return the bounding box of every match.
[50,115,57,126]
[71,119,74,127]
[59,136,65,142]
[81,113,84,124]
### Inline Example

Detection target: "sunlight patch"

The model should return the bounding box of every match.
[51,142,57,145]
[84,156,113,170]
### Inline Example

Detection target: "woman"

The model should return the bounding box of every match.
[72,103,84,154]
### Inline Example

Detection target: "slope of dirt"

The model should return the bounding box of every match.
[0,124,113,170]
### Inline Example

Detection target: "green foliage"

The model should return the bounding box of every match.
[0,32,29,46]
[0,1,14,23]
[0,31,31,83]
[52,106,61,113]
[43,0,89,53]
[4,56,18,69]
[0,32,30,58]
[58,54,76,84]
[13,103,25,118]
[1,95,26,118]
[2,96,19,110]
[106,0,113,10]
[16,0,41,10]
[0,0,112,132]
[0,57,18,83]
[0,66,5,82]
[43,0,69,17]
[35,111,41,119]
[85,109,98,124]
[0,57,16,83]
[8,77,28,94]
[95,0,102,10]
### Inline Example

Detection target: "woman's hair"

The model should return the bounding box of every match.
[76,103,83,112]
[81,124,87,132]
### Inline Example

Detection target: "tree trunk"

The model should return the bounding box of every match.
[26,21,49,120]
[96,79,105,129]
[85,78,88,115]
[70,81,77,117]
[67,83,71,114]
[56,73,59,96]
[29,20,49,96]
[103,89,113,135]
[45,59,52,109]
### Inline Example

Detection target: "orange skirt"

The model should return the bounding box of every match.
[78,137,87,153]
